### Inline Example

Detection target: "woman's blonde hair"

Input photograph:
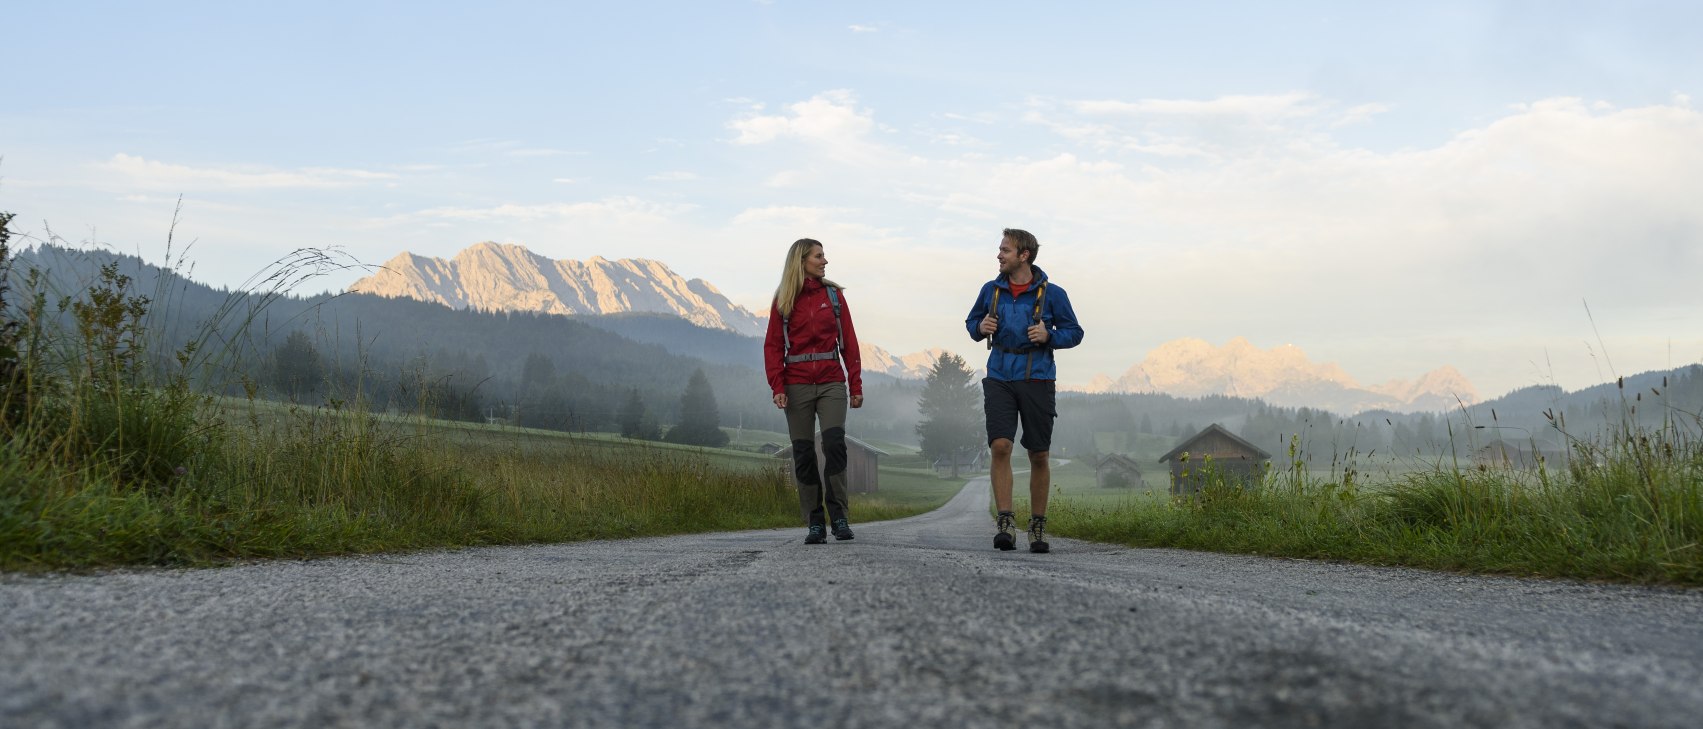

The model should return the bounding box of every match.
[773,238,841,317]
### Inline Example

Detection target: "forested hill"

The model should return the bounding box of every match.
[11,244,790,434]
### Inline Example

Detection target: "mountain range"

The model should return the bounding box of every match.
[349,243,1477,411]
[350,242,766,336]
[1085,337,1479,413]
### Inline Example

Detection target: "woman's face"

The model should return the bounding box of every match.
[803,245,827,278]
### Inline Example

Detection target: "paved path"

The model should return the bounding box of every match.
[4,479,1702,728]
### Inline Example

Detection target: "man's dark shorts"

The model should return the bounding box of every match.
[983,378,1056,453]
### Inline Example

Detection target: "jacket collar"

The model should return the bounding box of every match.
[996,265,1048,291]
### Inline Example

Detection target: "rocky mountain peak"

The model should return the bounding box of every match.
[1088,338,1478,414]
[349,243,765,336]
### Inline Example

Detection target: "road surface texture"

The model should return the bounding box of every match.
[4,479,1702,728]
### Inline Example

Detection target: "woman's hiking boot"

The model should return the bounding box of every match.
[805,523,827,545]
[831,518,855,541]
[993,511,1017,551]
[1027,514,1050,553]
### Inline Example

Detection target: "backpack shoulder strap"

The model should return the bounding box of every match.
[826,286,844,356]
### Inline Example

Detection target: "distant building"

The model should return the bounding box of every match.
[932,448,987,478]
[773,434,889,493]
[1473,440,1565,470]
[1094,454,1148,489]
[1158,424,1272,495]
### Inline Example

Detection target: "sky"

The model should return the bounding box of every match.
[5,1,1702,398]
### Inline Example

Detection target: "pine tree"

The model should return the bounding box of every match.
[916,352,982,477]
[272,330,323,401]
[664,369,728,447]
[620,388,648,438]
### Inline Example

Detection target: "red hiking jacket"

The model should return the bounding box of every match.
[764,277,863,397]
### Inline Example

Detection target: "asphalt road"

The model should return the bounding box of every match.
[4,479,1702,728]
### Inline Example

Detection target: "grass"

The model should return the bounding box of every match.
[1045,422,1703,585]
[2,389,960,571]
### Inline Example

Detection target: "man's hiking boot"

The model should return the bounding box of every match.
[805,524,827,545]
[1028,514,1050,554]
[994,511,1017,551]
[832,518,855,541]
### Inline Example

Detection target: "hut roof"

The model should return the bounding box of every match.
[1158,423,1272,463]
[1096,454,1144,472]
[770,434,890,458]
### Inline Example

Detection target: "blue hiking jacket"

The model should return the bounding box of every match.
[964,265,1084,381]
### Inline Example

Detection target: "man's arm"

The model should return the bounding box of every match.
[966,282,994,342]
[1044,285,1084,349]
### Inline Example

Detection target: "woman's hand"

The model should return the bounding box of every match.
[773,392,787,409]
[850,395,863,409]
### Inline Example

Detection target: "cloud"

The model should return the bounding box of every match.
[448,139,579,158]
[731,205,856,226]
[720,91,1703,392]
[849,24,878,33]
[372,196,696,226]
[646,170,700,181]
[95,154,396,190]
[1071,92,1321,119]
[728,90,877,150]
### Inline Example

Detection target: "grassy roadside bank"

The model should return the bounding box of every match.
[0,397,964,571]
[1038,427,1703,586]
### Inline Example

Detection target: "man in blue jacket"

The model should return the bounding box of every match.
[965,228,1085,553]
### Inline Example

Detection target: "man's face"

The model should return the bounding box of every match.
[996,237,1027,274]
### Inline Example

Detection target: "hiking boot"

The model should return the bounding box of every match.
[804,524,827,545]
[831,518,855,541]
[1028,514,1050,554]
[993,511,1017,551]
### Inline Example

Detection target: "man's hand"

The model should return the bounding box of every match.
[772,392,787,409]
[851,395,863,409]
[979,314,999,336]
[1027,323,1050,344]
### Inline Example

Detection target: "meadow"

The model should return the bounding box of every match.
[1036,415,1703,585]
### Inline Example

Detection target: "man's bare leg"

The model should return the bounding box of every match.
[1027,449,1053,553]
[1027,449,1050,516]
[990,438,1019,550]
[989,438,1015,512]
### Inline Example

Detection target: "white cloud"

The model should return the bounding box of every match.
[728,90,878,151]
[447,139,579,158]
[719,91,1703,393]
[731,205,855,226]
[368,197,696,228]
[1071,92,1321,119]
[95,154,397,190]
[849,24,878,33]
[647,170,700,181]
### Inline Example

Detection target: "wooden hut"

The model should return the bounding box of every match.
[1474,440,1565,470]
[1094,454,1147,489]
[1158,424,1271,495]
[773,434,889,494]
[932,448,987,477]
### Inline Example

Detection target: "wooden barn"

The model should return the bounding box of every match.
[932,448,987,478]
[1094,454,1148,489]
[1474,440,1565,470]
[773,433,889,494]
[1158,424,1272,495]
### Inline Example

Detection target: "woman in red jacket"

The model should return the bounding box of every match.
[765,238,864,545]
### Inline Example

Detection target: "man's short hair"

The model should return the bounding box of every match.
[1003,228,1040,264]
